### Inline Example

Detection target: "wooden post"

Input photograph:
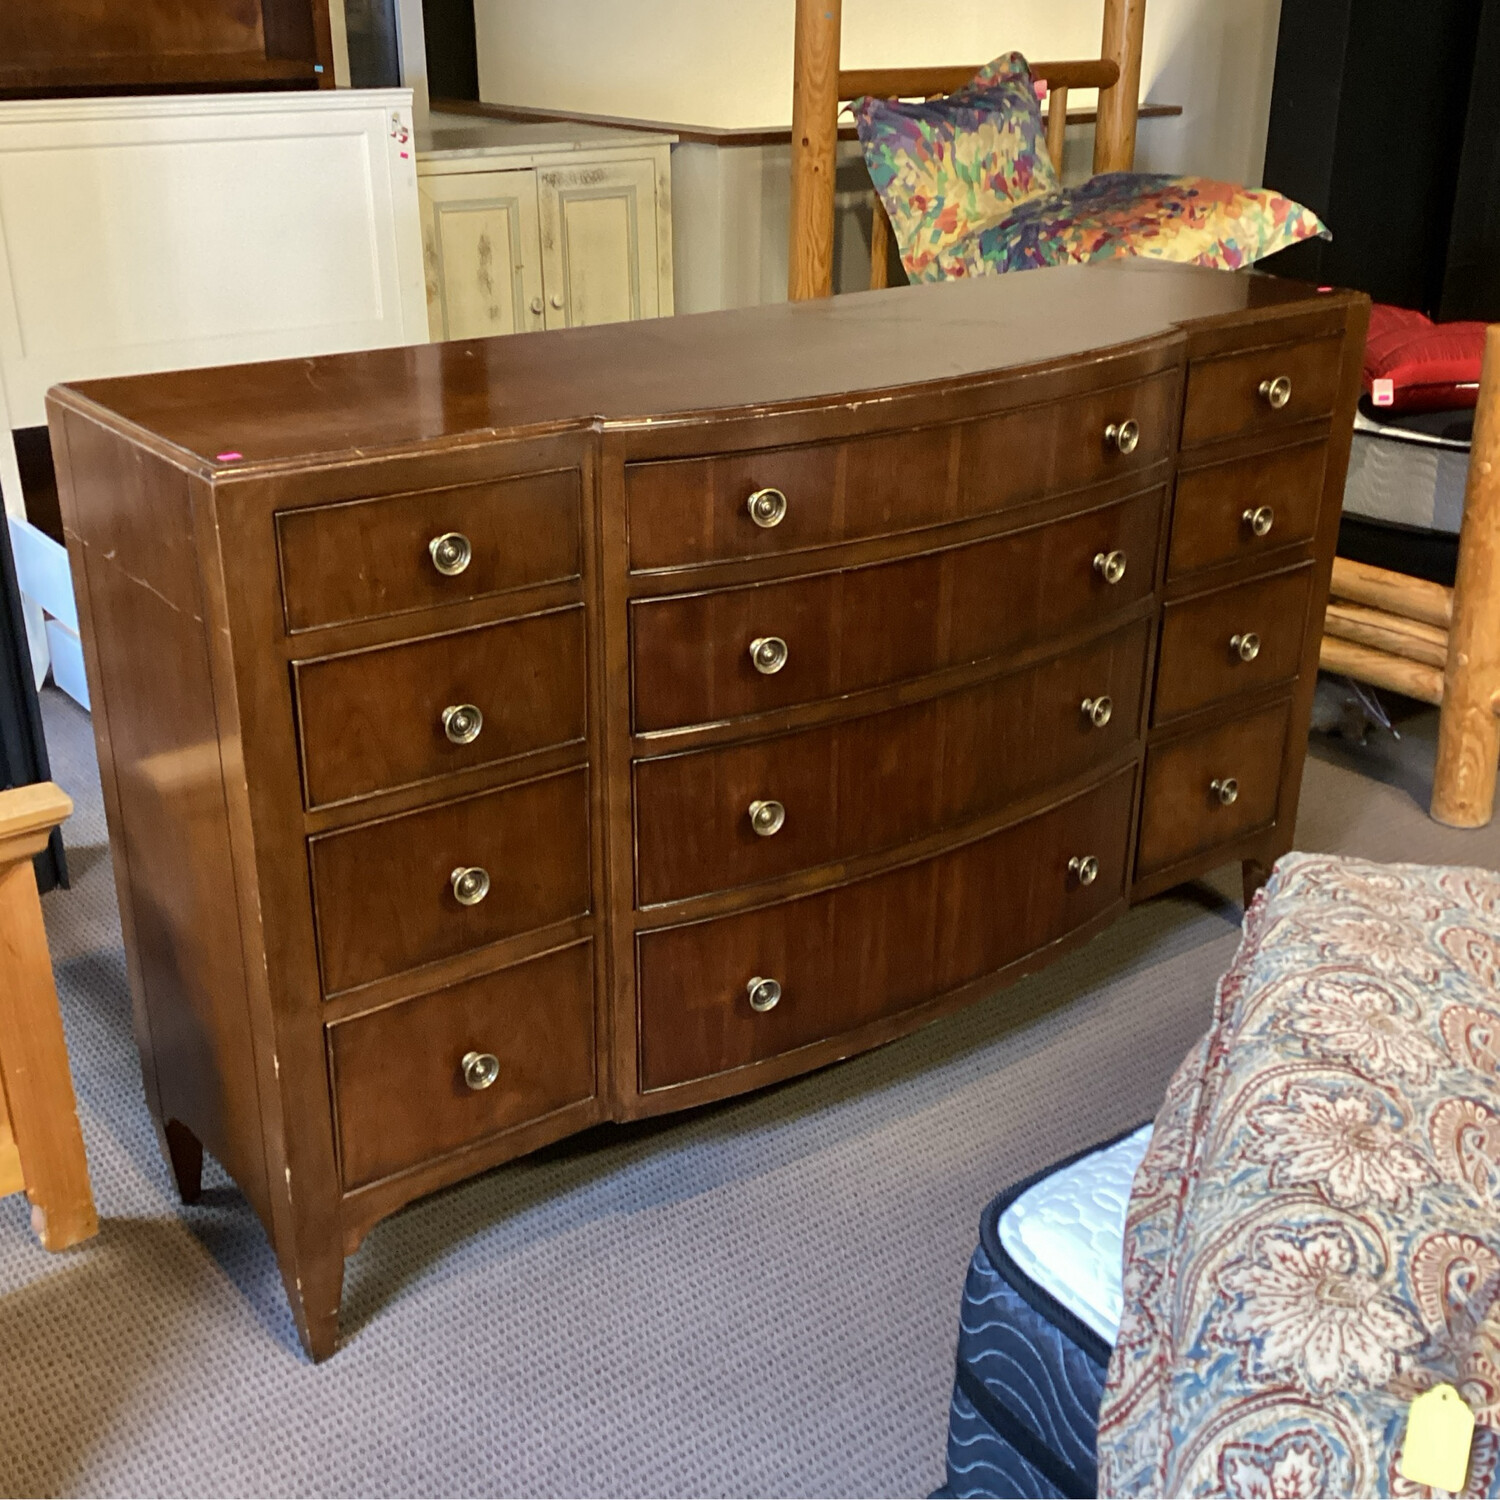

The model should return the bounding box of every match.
[0,782,97,1251]
[1433,325,1500,827]
[1046,84,1070,176]
[1093,0,1146,173]
[788,0,842,301]
[867,195,892,290]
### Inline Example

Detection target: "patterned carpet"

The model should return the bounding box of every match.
[2,688,1495,1497]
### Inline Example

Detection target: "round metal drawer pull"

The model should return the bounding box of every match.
[1068,854,1100,887]
[1081,695,1114,729]
[429,531,473,576]
[1093,549,1128,585]
[747,976,782,1013]
[750,635,789,675]
[749,799,786,837]
[1243,505,1275,537]
[747,487,788,528]
[1259,375,1293,409]
[1211,777,1240,807]
[461,1051,500,1091]
[1104,418,1140,455]
[442,703,484,745]
[450,866,491,906]
[1230,631,1262,663]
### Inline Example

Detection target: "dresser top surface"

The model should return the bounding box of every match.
[52,262,1357,474]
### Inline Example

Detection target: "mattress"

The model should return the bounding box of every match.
[1343,407,1472,536]
[938,1126,1151,1500]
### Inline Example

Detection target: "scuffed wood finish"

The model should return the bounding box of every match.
[1433,325,1500,827]
[48,264,1367,1357]
[0,782,97,1251]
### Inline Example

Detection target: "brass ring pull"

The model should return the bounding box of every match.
[442,703,484,745]
[749,799,786,837]
[1211,777,1240,806]
[1081,695,1113,729]
[450,866,491,906]
[1093,550,1127,585]
[750,636,789,675]
[461,1051,499,1091]
[1243,505,1275,537]
[1068,854,1100,887]
[1259,375,1292,409]
[747,976,782,1013]
[1104,419,1140,455]
[429,531,472,576]
[747,487,788,528]
[1230,631,1261,662]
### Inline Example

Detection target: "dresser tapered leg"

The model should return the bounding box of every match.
[285,1247,344,1362]
[160,1118,203,1204]
[1242,858,1273,908]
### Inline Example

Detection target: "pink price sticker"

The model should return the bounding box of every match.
[1372,379,1395,407]
[215,450,244,462]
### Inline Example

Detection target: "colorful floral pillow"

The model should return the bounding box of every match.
[1098,852,1500,1498]
[852,52,1061,281]
[930,172,1330,281]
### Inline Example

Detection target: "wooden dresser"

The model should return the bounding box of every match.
[47,263,1367,1359]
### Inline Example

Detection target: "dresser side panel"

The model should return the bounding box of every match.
[49,405,272,1225]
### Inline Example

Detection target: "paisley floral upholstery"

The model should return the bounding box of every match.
[1098,852,1500,1498]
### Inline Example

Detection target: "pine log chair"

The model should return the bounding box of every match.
[0,781,97,1250]
[1319,326,1500,827]
[787,0,1148,300]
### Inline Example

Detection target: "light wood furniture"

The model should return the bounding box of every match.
[49,262,1366,1358]
[788,0,1148,300]
[0,782,96,1251]
[1318,325,1500,826]
[417,118,674,341]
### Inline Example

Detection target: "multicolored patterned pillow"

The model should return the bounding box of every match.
[852,52,1061,281]
[931,172,1330,281]
[1098,852,1500,1498]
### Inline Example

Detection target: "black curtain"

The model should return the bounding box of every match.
[0,518,67,892]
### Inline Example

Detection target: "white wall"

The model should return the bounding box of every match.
[475,0,1283,185]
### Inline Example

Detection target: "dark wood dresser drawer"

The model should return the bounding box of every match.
[277,468,581,631]
[625,373,1176,571]
[636,768,1134,1091]
[634,621,1150,906]
[1168,442,1327,580]
[328,942,595,1189]
[1153,564,1313,723]
[632,487,1163,732]
[1136,701,1291,877]
[1181,336,1343,448]
[310,768,591,994]
[294,608,586,808]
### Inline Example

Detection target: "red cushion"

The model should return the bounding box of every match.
[1363,303,1487,412]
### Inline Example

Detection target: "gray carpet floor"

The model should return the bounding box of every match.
[3,687,1496,1497]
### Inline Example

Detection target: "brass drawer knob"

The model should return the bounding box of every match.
[747,487,788,528]
[429,531,472,576]
[1068,854,1100,887]
[1259,375,1292,409]
[1211,777,1240,806]
[1093,549,1127,585]
[747,976,782,1013]
[450,866,491,906]
[1230,631,1262,662]
[461,1051,499,1091]
[1104,419,1140,455]
[1243,505,1275,537]
[749,799,786,837]
[442,703,484,745]
[1081,695,1113,729]
[750,635,788,675]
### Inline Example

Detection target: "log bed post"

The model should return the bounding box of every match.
[1432,325,1500,827]
[789,0,843,301]
[1094,0,1146,173]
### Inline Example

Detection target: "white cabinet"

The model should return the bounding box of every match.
[419,118,673,341]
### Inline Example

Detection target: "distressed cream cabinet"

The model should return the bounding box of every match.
[418,117,674,340]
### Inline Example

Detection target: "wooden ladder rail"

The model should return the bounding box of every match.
[789,0,1148,301]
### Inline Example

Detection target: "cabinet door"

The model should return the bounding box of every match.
[536,158,662,330]
[419,169,544,341]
